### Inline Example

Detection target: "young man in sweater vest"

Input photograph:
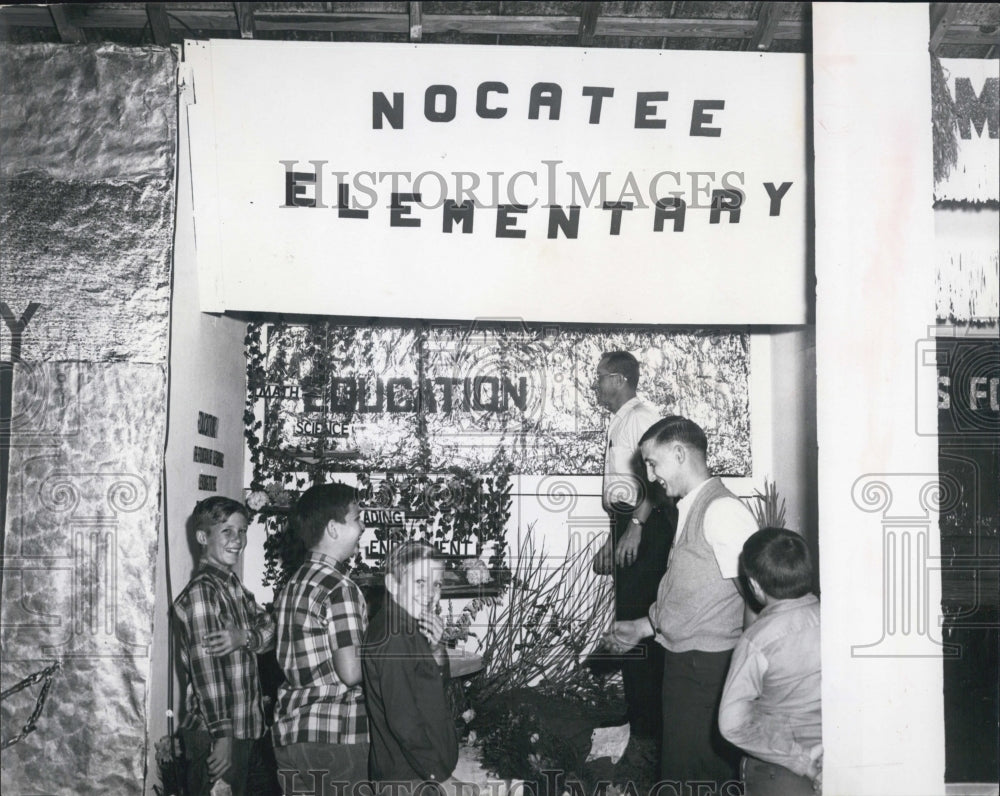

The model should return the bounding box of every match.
[606,415,758,790]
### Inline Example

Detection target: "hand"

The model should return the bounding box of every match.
[202,626,247,657]
[600,619,643,654]
[208,735,233,780]
[592,535,613,575]
[615,524,642,567]
[418,611,445,648]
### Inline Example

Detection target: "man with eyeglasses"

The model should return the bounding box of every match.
[591,350,677,743]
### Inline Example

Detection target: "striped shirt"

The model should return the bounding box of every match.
[272,553,369,747]
[172,562,276,740]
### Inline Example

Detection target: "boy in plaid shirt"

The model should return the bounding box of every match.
[172,496,276,796]
[272,483,369,793]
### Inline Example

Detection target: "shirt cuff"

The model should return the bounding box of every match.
[207,719,234,740]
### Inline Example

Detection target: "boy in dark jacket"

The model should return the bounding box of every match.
[362,541,458,794]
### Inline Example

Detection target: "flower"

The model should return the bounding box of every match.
[462,558,492,585]
[246,490,270,511]
[529,732,539,745]
[462,708,476,723]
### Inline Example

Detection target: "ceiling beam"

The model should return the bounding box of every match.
[48,4,84,43]
[750,2,785,51]
[235,3,256,39]
[929,2,959,54]
[409,1,422,42]
[578,2,600,46]
[146,3,171,46]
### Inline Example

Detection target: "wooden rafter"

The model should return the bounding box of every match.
[750,2,785,52]
[146,4,171,46]
[409,1,422,42]
[578,2,600,46]
[929,2,959,54]
[48,4,84,43]
[235,2,256,39]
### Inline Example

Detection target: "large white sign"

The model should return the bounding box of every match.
[186,39,807,324]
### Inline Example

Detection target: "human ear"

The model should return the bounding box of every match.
[195,529,208,547]
[385,573,399,598]
[324,519,339,540]
[748,577,766,603]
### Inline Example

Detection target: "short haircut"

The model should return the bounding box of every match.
[740,527,813,600]
[600,350,640,389]
[383,540,443,581]
[290,482,358,552]
[192,496,248,534]
[639,415,708,456]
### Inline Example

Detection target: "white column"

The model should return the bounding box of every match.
[813,4,945,795]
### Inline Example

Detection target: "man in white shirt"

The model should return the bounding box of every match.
[590,351,676,740]
[606,415,758,788]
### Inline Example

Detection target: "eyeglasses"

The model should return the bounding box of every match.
[593,372,622,383]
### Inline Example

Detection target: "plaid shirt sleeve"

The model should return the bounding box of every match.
[243,587,276,654]
[326,580,366,652]
[174,580,234,738]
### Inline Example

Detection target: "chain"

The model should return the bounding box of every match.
[1,661,61,750]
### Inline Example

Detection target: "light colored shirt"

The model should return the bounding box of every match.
[719,594,822,778]
[603,396,659,510]
[674,477,758,579]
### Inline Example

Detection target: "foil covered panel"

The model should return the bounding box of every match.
[1,362,167,796]
[0,44,177,182]
[250,321,751,478]
[0,176,173,363]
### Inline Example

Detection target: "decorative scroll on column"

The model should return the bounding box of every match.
[850,473,963,658]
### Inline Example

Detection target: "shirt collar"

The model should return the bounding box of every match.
[198,560,240,582]
[759,593,819,617]
[308,551,351,576]
[677,475,713,509]
[611,395,642,422]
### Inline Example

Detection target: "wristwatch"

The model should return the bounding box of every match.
[630,517,643,526]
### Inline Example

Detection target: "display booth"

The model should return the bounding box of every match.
[0,4,997,795]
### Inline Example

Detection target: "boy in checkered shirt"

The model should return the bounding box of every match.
[272,483,369,793]
[172,496,276,796]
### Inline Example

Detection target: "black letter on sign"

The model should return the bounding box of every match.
[330,377,358,412]
[690,100,725,137]
[635,92,669,129]
[547,206,580,239]
[602,202,633,236]
[0,302,41,361]
[654,198,686,232]
[443,200,475,233]
[425,85,457,122]
[391,193,421,227]
[496,205,528,238]
[582,87,614,124]
[281,160,328,207]
[373,92,404,129]
[763,182,793,216]
[477,82,509,119]
[953,77,999,139]
[386,378,415,412]
[709,189,743,224]
[529,83,562,121]
[338,183,369,219]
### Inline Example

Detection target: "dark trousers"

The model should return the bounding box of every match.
[742,756,816,796]
[660,649,742,788]
[182,728,279,796]
[610,501,675,739]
